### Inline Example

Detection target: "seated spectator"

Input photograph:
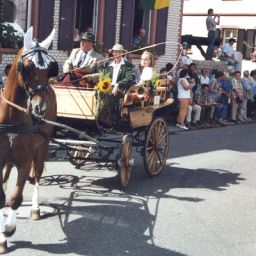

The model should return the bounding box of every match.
[199,68,210,86]
[195,84,214,126]
[132,28,146,49]
[159,68,176,99]
[220,38,241,71]
[185,91,202,128]
[179,42,193,67]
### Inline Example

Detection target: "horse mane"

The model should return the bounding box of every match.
[4,48,24,95]
[0,48,28,123]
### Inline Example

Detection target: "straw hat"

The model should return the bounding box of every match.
[108,44,127,53]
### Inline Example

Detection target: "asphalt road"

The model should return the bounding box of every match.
[3,122,256,256]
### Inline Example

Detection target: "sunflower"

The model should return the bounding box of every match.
[98,78,112,93]
[155,79,162,87]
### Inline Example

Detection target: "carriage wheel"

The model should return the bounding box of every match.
[68,148,90,168]
[143,117,169,176]
[118,135,133,189]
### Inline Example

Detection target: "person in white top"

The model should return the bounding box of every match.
[176,69,196,130]
[220,38,241,71]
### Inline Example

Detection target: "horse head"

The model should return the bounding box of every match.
[17,27,59,117]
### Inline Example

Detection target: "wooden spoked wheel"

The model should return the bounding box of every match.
[118,135,133,189]
[68,148,90,168]
[143,117,169,176]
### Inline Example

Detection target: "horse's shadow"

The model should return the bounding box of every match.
[9,195,187,256]
[8,164,244,255]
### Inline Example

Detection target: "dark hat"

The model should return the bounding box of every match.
[229,38,236,43]
[80,32,95,42]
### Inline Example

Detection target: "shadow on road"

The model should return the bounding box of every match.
[9,190,187,256]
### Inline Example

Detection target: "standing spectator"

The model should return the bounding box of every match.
[73,27,80,48]
[248,70,256,118]
[132,28,146,49]
[208,70,224,124]
[219,72,233,121]
[176,69,196,130]
[230,71,244,123]
[220,38,241,71]
[205,8,220,60]
[241,70,253,121]
[188,63,200,92]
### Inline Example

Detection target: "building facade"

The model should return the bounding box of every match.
[0,0,184,74]
[182,0,256,61]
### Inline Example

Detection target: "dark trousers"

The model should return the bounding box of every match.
[206,31,216,60]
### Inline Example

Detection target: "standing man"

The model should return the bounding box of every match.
[206,8,220,60]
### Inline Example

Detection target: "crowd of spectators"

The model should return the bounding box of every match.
[163,61,256,130]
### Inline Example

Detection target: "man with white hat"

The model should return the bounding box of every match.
[103,44,134,96]
[63,32,103,74]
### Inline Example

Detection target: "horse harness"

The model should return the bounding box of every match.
[0,46,58,136]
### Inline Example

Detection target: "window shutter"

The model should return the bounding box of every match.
[155,8,168,55]
[58,0,75,51]
[103,0,117,52]
[120,0,135,51]
[38,0,54,42]
[245,29,255,60]
[237,29,246,59]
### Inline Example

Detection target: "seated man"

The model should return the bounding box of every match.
[63,32,103,86]
[220,38,241,71]
[96,44,135,126]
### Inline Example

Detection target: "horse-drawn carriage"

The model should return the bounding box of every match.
[0,26,175,253]
[51,67,174,189]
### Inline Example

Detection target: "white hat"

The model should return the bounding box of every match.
[108,44,127,53]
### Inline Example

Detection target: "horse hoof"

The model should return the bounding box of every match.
[4,224,16,237]
[30,209,40,220]
[0,240,7,254]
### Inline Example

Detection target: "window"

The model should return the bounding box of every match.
[223,28,238,48]
[75,0,98,35]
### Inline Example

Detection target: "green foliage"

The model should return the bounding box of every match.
[0,23,23,48]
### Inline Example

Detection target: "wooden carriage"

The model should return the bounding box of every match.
[52,79,174,189]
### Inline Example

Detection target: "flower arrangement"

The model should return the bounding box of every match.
[95,72,112,93]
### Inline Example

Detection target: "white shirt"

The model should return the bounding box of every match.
[200,75,210,85]
[109,58,125,85]
[222,43,234,58]
[177,78,191,99]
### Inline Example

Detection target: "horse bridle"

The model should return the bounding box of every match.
[18,47,56,100]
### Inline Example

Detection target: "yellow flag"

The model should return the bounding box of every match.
[154,0,170,10]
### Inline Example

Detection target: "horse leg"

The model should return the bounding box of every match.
[30,143,48,220]
[4,163,31,238]
[3,163,13,193]
[0,161,7,253]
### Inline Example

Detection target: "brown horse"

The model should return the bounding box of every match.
[0,27,58,253]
